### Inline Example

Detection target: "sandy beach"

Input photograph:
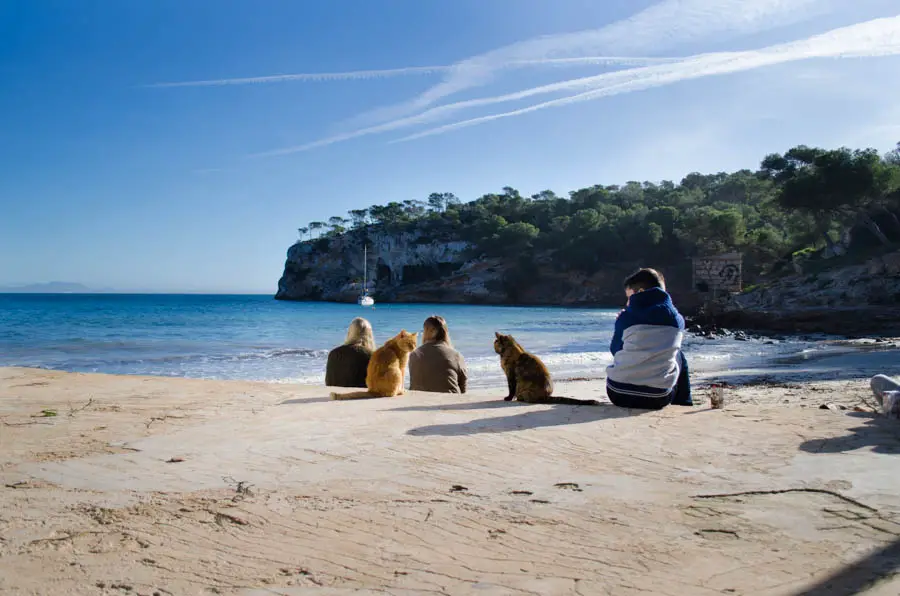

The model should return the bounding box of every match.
[2,349,900,596]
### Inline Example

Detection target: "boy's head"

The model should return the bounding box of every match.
[623,268,666,299]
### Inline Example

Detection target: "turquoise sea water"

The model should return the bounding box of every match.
[0,294,821,388]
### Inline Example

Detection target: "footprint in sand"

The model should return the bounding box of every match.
[824,480,853,491]
[695,529,740,540]
[554,482,583,492]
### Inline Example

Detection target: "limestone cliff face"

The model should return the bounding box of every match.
[275,231,476,303]
[277,229,900,336]
[274,230,698,307]
[714,250,900,335]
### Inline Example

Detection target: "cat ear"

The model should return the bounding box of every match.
[495,331,501,339]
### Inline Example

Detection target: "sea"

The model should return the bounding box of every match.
[0,294,832,389]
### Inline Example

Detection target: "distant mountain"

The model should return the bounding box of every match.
[0,281,97,293]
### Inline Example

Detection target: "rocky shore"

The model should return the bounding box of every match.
[703,250,900,337]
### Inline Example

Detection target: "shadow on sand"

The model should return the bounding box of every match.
[405,402,648,437]
[279,396,334,405]
[798,412,900,455]
[792,535,900,596]
[388,399,536,413]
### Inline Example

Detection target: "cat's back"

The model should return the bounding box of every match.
[515,350,553,397]
[516,349,550,377]
[366,339,399,377]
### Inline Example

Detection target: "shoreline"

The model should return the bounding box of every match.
[2,359,900,594]
[272,298,900,338]
[9,335,898,393]
[692,306,900,338]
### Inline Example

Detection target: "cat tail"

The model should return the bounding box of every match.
[330,390,377,400]
[549,396,601,406]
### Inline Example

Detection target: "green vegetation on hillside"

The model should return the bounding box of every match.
[297,143,900,282]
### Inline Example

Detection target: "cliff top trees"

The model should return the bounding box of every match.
[884,142,900,166]
[762,146,895,246]
[348,209,369,229]
[427,192,459,213]
[294,143,900,277]
[328,216,349,236]
[308,221,326,239]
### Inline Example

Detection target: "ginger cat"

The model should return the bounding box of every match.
[331,330,418,400]
[493,332,599,406]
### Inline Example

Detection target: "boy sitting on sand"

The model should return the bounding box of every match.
[606,268,692,410]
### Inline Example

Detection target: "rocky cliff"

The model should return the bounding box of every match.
[275,231,900,336]
[710,250,900,336]
[274,230,697,308]
[276,231,471,303]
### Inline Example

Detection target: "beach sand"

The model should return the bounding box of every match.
[1,353,900,595]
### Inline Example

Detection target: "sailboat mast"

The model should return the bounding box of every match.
[358,243,375,306]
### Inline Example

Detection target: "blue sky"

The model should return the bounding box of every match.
[1,0,899,293]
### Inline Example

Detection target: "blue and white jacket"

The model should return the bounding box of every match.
[606,287,684,396]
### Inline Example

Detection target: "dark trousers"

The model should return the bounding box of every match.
[607,351,692,410]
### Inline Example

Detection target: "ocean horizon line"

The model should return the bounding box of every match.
[0,290,275,296]
[0,292,625,309]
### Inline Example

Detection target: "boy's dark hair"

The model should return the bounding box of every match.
[623,268,666,291]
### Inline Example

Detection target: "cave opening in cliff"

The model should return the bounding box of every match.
[376,263,392,284]
[402,263,457,284]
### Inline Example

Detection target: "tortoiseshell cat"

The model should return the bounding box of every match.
[493,332,599,405]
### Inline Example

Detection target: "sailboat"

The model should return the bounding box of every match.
[358,244,375,307]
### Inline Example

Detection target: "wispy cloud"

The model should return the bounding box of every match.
[254,14,900,156]
[394,15,900,142]
[249,64,673,156]
[350,0,830,128]
[146,66,449,88]
[146,57,681,88]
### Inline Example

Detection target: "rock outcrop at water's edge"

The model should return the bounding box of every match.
[709,250,900,336]
[274,230,698,308]
[276,231,471,303]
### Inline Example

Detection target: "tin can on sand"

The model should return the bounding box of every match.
[883,391,900,420]
[710,384,725,409]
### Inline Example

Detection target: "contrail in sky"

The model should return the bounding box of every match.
[145,56,682,88]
